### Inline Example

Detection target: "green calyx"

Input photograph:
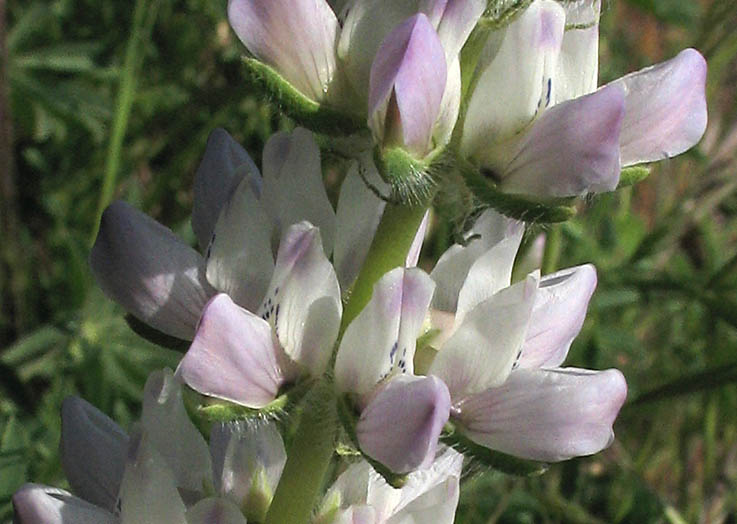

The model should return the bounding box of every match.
[458,159,577,223]
[617,165,651,188]
[441,422,548,476]
[241,58,365,136]
[373,146,442,206]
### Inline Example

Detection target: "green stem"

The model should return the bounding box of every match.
[340,202,428,334]
[265,380,337,524]
[541,225,562,275]
[89,0,160,246]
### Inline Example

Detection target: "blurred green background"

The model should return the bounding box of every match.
[1,0,736,522]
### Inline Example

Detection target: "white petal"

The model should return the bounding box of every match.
[141,370,212,495]
[430,209,523,313]
[60,397,128,512]
[335,268,435,394]
[430,274,538,401]
[210,421,286,508]
[227,0,339,102]
[260,128,336,255]
[192,128,260,251]
[12,484,117,524]
[90,201,214,340]
[118,430,187,524]
[613,48,708,166]
[258,222,342,376]
[205,176,275,312]
[334,159,388,290]
[454,227,524,327]
[178,294,290,408]
[433,57,461,148]
[518,264,597,369]
[406,210,429,268]
[554,0,600,103]
[462,0,565,167]
[387,476,458,524]
[458,367,627,461]
[185,498,248,524]
[434,0,486,61]
[501,83,624,197]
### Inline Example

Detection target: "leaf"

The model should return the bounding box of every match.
[0,417,28,498]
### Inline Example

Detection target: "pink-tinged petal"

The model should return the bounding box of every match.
[555,0,600,103]
[434,57,462,147]
[406,210,429,267]
[454,228,524,327]
[60,397,128,512]
[12,484,116,524]
[502,83,625,197]
[258,222,342,376]
[368,14,447,157]
[613,48,708,166]
[430,274,538,401]
[192,128,260,251]
[205,177,274,312]
[185,498,248,524]
[334,159,388,290]
[332,506,377,524]
[210,421,286,508]
[227,0,339,102]
[431,209,523,313]
[518,264,597,369]
[458,367,627,461]
[335,268,435,394]
[462,0,566,166]
[141,370,212,494]
[90,201,214,340]
[357,375,451,473]
[178,294,290,408]
[118,430,187,523]
[434,0,485,60]
[260,128,336,255]
[339,0,445,107]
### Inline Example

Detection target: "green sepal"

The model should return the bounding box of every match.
[241,57,365,136]
[459,161,577,223]
[617,165,651,188]
[125,314,189,352]
[337,394,408,489]
[374,146,451,206]
[441,423,548,476]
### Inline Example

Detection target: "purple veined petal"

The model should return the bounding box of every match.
[210,421,286,509]
[12,484,117,524]
[90,200,215,341]
[334,157,388,290]
[501,83,625,197]
[555,0,601,104]
[454,227,524,327]
[141,370,212,495]
[205,176,275,312]
[461,0,566,167]
[260,128,337,255]
[356,375,451,473]
[335,267,435,394]
[612,48,708,166]
[185,498,248,524]
[457,367,627,462]
[429,273,539,401]
[227,0,339,102]
[434,0,486,60]
[339,0,445,107]
[192,128,260,251]
[518,264,597,369]
[118,430,187,524]
[406,210,429,267]
[368,14,447,157]
[60,397,128,513]
[430,209,523,313]
[258,222,342,376]
[178,294,291,408]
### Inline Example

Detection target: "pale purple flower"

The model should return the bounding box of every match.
[14,369,287,523]
[423,209,628,461]
[460,0,707,197]
[90,128,392,341]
